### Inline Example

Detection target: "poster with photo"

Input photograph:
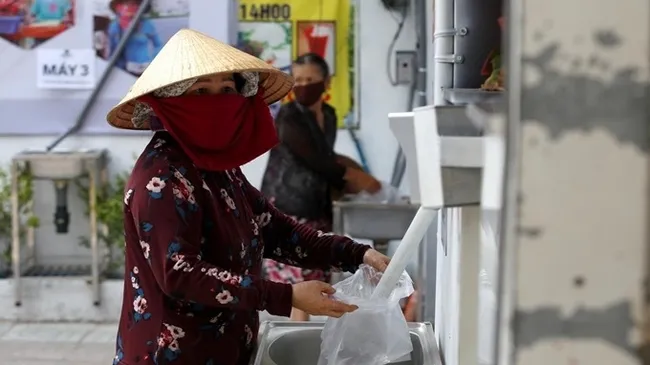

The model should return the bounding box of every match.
[238,21,292,118]
[296,21,336,75]
[238,0,350,127]
[238,21,292,73]
[92,0,189,77]
[0,0,76,50]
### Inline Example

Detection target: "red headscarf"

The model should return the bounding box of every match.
[139,90,279,171]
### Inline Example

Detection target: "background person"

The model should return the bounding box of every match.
[261,52,382,321]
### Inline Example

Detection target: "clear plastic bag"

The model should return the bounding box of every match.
[351,181,403,204]
[317,265,414,365]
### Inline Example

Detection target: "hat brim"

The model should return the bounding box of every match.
[105,28,294,130]
[106,68,292,130]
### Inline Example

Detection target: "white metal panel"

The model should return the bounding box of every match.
[389,112,421,203]
[412,105,444,208]
[435,208,462,365]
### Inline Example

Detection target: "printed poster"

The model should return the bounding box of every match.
[0,0,76,50]
[238,0,350,127]
[91,0,189,77]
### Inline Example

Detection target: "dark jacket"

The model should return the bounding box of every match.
[261,102,346,221]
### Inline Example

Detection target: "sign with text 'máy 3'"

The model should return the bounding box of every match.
[36,49,96,90]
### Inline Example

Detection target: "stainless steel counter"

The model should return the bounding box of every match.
[251,321,441,365]
[330,199,420,284]
[332,199,419,241]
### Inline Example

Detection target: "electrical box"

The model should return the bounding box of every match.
[395,50,417,85]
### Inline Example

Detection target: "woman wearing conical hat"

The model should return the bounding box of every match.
[107,29,390,365]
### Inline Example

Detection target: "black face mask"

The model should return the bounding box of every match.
[293,81,326,106]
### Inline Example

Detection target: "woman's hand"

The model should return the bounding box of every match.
[292,281,358,318]
[363,249,391,272]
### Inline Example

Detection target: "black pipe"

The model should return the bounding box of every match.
[53,180,70,233]
[414,0,429,109]
[45,0,153,152]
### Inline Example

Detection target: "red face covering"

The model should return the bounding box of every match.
[293,81,325,106]
[139,91,279,171]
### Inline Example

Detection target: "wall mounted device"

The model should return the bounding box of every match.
[395,50,417,85]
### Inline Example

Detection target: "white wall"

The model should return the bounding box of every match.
[0,0,420,264]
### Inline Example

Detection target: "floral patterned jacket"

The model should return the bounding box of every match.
[114,132,370,365]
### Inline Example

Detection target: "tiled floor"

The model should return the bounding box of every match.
[0,322,116,365]
[0,312,323,364]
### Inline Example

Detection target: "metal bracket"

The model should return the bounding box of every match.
[434,27,467,64]
[435,54,465,64]
[434,27,469,38]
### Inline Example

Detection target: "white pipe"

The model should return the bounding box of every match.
[433,0,454,105]
[372,207,438,300]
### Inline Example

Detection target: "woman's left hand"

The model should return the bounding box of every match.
[363,249,391,272]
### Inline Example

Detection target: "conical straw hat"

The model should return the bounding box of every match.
[106,28,294,129]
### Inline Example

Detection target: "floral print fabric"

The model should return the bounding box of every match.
[115,132,370,365]
[262,217,332,285]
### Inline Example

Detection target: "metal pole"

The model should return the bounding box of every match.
[10,160,21,306]
[89,162,100,306]
[45,0,152,152]
[432,0,453,105]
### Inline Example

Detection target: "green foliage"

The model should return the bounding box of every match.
[0,164,40,268]
[76,170,130,276]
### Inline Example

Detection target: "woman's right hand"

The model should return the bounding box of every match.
[292,281,357,318]
[344,168,381,194]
